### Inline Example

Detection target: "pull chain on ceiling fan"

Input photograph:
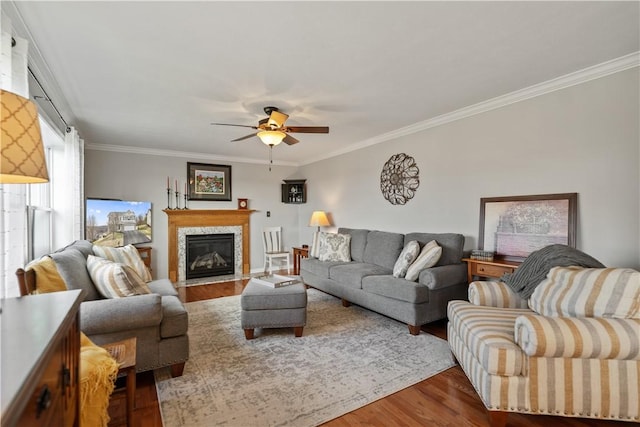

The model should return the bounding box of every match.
[211,106,330,170]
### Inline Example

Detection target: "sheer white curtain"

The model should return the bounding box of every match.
[63,126,84,242]
[0,12,30,298]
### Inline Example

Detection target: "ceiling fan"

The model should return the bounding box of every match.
[211,106,329,147]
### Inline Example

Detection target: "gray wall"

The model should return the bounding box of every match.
[84,151,301,277]
[299,68,640,269]
[86,68,640,275]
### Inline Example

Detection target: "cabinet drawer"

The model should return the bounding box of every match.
[18,346,63,426]
[475,264,512,278]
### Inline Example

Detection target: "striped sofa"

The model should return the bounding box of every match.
[448,266,640,426]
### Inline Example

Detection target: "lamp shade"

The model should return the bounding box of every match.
[1,90,48,183]
[309,211,330,231]
[257,130,286,146]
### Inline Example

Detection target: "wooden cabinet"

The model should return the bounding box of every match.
[281,179,306,204]
[1,290,82,427]
[462,258,520,284]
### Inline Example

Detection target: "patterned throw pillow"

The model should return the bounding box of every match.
[87,255,151,298]
[405,240,442,282]
[93,244,152,282]
[318,233,352,262]
[529,266,640,319]
[393,240,420,278]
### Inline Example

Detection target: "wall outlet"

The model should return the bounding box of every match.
[266,211,271,217]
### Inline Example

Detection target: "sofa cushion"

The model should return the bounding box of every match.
[393,240,420,278]
[159,295,189,338]
[56,240,94,258]
[300,258,350,279]
[405,240,442,281]
[93,244,153,282]
[87,255,151,298]
[338,228,369,262]
[362,231,404,270]
[448,300,529,376]
[529,267,640,319]
[148,279,179,297]
[404,233,464,266]
[50,248,101,301]
[329,263,390,289]
[362,275,430,304]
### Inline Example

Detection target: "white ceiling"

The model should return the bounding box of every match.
[5,1,640,166]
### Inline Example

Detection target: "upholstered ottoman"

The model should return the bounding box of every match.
[240,280,307,339]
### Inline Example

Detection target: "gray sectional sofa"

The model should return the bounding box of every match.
[17,240,189,376]
[300,228,468,334]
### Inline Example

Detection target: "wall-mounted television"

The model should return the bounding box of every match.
[85,198,152,247]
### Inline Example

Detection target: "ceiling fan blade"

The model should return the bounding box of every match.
[286,126,329,134]
[268,111,289,128]
[211,123,258,129]
[283,134,299,145]
[231,133,257,142]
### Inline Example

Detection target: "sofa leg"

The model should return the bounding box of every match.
[170,362,186,378]
[487,410,508,427]
[408,324,421,335]
[341,299,351,307]
[244,328,255,340]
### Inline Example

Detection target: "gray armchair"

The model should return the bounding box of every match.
[17,240,188,376]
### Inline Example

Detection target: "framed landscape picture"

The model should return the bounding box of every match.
[187,162,232,201]
[479,193,577,261]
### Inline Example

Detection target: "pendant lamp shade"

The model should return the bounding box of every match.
[1,89,48,183]
[257,130,286,146]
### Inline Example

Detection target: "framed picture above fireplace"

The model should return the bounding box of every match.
[479,192,577,261]
[187,162,232,201]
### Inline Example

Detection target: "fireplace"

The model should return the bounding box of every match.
[165,209,255,283]
[185,233,235,279]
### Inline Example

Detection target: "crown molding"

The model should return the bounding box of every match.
[302,52,640,166]
[85,143,300,167]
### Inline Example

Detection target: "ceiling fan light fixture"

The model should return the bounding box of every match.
[257,130,286,146]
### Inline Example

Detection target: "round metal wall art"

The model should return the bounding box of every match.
[380,153,420,205]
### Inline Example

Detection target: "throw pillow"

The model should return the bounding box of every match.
[405,240,442,282]
[393,240,420,278]
[529,266,640,319]
[93,244,152,282]
[309,231,325,258]
[87,255,151,298]
[26,256,67,294]
[318,233,352,262]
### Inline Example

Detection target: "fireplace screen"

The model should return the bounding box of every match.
[185,233,235,279]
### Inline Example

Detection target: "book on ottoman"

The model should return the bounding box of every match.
[252,274,300,288]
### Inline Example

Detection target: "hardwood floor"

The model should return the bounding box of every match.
[107,275,638,427]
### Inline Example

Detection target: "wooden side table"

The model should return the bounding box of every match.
[292,246,309,275]
[462,258,520,284]
[103,337,137,427]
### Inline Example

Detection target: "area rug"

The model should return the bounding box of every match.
[155,288,455,427]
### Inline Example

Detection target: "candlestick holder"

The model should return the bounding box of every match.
[166,187,172,209]
[175,191,180,209]
[183,193,189,209]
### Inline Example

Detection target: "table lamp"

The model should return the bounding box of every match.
[308,210,330,232]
